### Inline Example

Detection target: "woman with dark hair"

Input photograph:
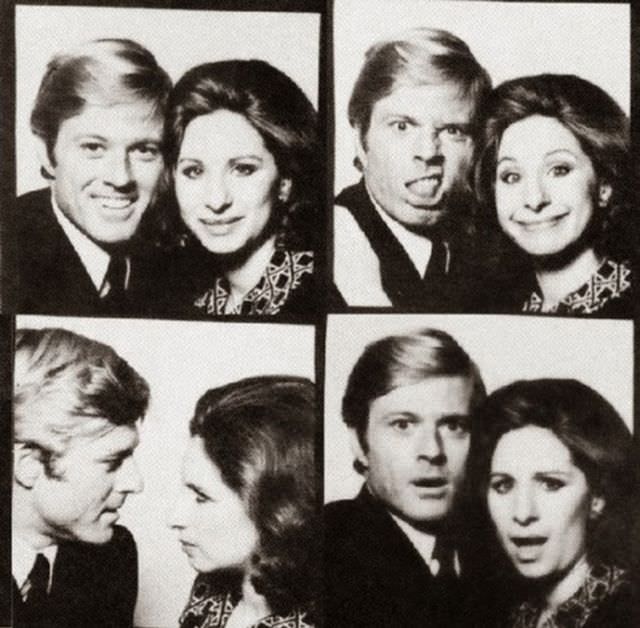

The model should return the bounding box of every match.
[162,60,320,316]
[469,379,636,627]
[169,376,318,628]
[474,74,634,316]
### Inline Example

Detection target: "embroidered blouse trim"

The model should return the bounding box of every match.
[522,258,631,315]
[194,250,313,315]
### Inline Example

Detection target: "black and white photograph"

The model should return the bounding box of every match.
[2,0,639,627]
[14,3,322,318]
[324,313,636,626]
[331,0,633,315]
[11,315,318,628]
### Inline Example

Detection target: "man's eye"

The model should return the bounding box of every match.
[104,458,124,472]
[441,125,465,138]
[440,417,469,435]
[131,144,160,161]
[390,419,413,431]
[390,120,410,132]
[80,142,105,156]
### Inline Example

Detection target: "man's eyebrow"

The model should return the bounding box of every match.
[73,134,108,142]
[437,413,470,423]
[185,482,209,497]
[101,447,135,460]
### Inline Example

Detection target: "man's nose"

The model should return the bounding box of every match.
[512,485,539,526]
[413,127,441,162]
[524,175,550,212]
[115,457,144,495]
[205,174,232,213]
[416,426,446,464]
[104,150,134,188]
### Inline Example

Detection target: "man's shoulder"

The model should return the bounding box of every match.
[60,525,136,564]
[16,188,57,238]
[17,187,52,214]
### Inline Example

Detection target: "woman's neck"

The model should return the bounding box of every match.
[534,248,601,311]
[544,554,591,612]
[224,236,276,307]
[225,575,272,628]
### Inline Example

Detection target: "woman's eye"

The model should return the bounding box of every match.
[390,419,413,432]
[550,164,572,177]
[498,171,520,185]
[540,477,565,492]
[181,165,203,179]
[489,478,513,495]
[441,418,469,435]
[441,125,466,139]
[232,163,258,176]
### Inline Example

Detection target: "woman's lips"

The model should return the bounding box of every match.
[198,216,242,234]
[514,213,569,231]
[510,536,548,561]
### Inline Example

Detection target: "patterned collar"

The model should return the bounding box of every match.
[510,563,629,628]
[194,249,313,315]
[522,258,631,315]
[179,576,313,628]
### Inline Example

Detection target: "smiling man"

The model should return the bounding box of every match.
[12,328,149,628]
[325,328,488,627]
[333,28,491,309]
[17,39,172,315]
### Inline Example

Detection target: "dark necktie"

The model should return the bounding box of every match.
[103,255,127,306]
[423,238,448,280]
[22,553,50,612]
[433,535,457,580]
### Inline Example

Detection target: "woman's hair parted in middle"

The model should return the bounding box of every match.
[473,74,632,259]
[165,60,320,250]
[469,378,637,568]
[189,375,318,616]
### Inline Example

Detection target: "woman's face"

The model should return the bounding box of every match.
[494,114,600,257]
[169,436,258,573]
[175,109,280,255]
[487,425,593,580]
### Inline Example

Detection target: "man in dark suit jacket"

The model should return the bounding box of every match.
[325,328,497,627]
[333,28,491,309]
[17,38,172,315]
[12,328,150,628]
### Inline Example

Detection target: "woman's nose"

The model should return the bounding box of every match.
[205,175,231,212]
[512,486,539,526]
[167,494,187,529]
[524,175,550,212]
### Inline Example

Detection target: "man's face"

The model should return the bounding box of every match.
[31,424,143,544]
[354,376,473,528]
[44,100,164,245]
[357,83,474,232]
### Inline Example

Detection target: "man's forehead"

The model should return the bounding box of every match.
[66,423,140,458]
[58,100,163,141]
[372,82,474,120]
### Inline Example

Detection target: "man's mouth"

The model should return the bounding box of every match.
[412,477,448,488]
[93,195,137,210]
[406,172,443,197]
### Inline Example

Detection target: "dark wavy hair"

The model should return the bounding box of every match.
[342,328,485,473]
[474,74,633,262]
[469,379,637,569]
[164,60,320,251]
[189,375,318,616]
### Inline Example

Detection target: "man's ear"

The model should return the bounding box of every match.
[348,428,369,472]
[34,136,56,180]
[353,126,368,172]
[14,445,44,489]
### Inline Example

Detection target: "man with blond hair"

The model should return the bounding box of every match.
[12,328,149,627]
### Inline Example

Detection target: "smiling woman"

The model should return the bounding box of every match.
[469,379,637,628]
[160,59,320,317]
[474,74,634,317]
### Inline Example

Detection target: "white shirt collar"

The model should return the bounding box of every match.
[390,513,460,576]
[12,533,58,594]
[50,192,130,295]
[364,181,434,276]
